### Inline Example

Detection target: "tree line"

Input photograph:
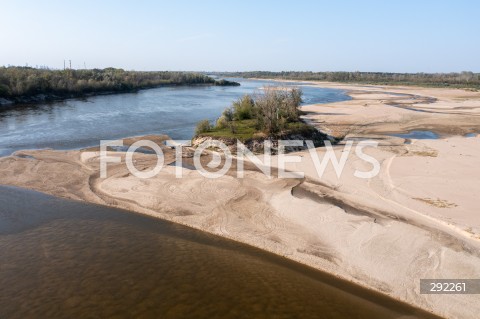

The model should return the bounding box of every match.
[0,67,238,102]
[215,71,480,88]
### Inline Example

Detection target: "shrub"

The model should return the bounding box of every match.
[232,95,254,120]
[222,107,234,122]
[216,116,228,129]
[195,119,212,135]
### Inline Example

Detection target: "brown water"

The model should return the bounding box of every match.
[0,186,442,319]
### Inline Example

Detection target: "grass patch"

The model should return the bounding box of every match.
[199,119,320,141]
[200,119,258,141]
[284,121,317,135]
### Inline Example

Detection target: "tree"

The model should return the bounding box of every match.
[254,87,303,134]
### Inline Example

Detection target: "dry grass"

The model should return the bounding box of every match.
[413,197,458,208]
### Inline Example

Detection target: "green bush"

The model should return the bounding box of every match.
[0,84,9,96]
[195,119,212,135]
[216,116,228,129]
[222,107,234,121]
[232,95,254,120]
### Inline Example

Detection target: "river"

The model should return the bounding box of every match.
[0,79,350,156]
[0,186,440,319]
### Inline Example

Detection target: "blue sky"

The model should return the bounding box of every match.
[1,0,479,72]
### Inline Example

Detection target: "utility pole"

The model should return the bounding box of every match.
[69,60,72,70]
[64,60,65,70]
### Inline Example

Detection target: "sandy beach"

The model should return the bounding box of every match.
[1,83,479,318]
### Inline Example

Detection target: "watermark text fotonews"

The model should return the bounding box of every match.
[100,139,380,180]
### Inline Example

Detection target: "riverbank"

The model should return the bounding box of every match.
[1,83,480,318]
[219,71,480,90]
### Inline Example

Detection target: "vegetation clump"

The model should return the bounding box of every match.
[195,87,327,147]
[195,119,212,135]
[213,79,241,86]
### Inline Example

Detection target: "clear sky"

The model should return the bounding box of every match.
[1,0,479,72]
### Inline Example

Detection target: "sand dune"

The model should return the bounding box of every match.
[1,83,480,318]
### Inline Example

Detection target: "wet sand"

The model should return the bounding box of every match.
[0,185,440,319]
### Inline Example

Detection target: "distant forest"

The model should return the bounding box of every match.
[217,71,480,89]
[0,67,238,104]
